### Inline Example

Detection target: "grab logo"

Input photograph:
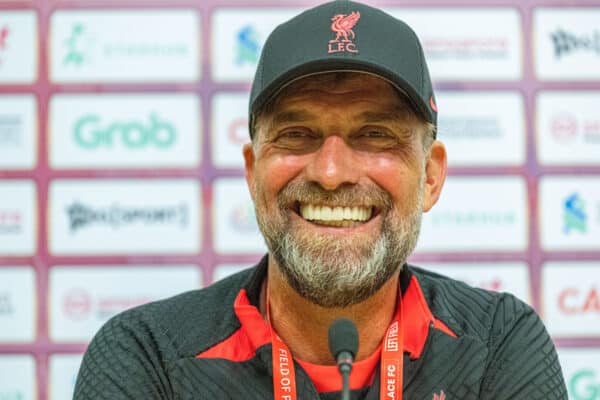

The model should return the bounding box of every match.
[74,113,176,149]
[569,369,600,400]
[558,348,600,400]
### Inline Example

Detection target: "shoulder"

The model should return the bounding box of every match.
[410,266,568,398]
[407,267,567,398]
[408,265,533,343]
[93,266,256,361]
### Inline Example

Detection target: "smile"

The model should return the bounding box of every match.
[299,204,374,227]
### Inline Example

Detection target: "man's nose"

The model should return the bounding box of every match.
[305,135,360,190]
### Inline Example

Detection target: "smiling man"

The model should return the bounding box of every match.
[74,1,567,399]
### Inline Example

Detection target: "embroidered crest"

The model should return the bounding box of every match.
[328,11,360,54]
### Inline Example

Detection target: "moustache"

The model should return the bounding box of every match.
[276,181,392,210]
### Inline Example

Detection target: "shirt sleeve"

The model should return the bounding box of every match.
[479,294,567,400]
[73,308,173,400]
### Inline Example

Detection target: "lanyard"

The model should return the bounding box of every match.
[268,286,298,400]
[271,327,299,400]
[269,292,404,400]
[379,296,403,400]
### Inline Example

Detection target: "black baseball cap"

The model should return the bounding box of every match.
[249,0,437,139]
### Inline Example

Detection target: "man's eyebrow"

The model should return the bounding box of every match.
[271,110,316,125]
[360,111,405,123]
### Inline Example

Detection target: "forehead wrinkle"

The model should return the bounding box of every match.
[272,109,316,125]
[361,110,407,124]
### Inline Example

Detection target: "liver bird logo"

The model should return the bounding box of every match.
[330,12,360,42]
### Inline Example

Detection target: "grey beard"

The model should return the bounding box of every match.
[270,211,422,308]
[255,179,425,308]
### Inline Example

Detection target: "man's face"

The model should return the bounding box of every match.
[244,73,446,307]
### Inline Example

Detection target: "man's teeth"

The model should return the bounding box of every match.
[299,204,372,222]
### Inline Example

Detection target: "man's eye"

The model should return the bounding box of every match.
[354,129,396,142]
[363,130,389,138]
[351,128,401,151]
[281,130,311,138]
[272,129,321,152]
[275,129,317,142]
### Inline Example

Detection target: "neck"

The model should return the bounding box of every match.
[263,255,401,365]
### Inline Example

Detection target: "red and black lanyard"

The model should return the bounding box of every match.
[269,294,404,400]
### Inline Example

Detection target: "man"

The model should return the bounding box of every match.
[74,1,567,399]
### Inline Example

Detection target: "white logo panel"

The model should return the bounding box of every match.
[211,92,250,168]
[49,94,201,169]
[557,348,600,400]
[416,177,528,252]
[542,262,600,337]
[49,266,201,342]
[388,8,522,80]
[50,10,200,83]
[213,178,266,254]
[49,354,83,400]
[49,180,201,255]
[437,91,525,166]
[0,11,37,83]
[539,176,600,251]
[0,355,36,400]
[536,91,600,166]
[0,267,36,343]
[211,8,300,82]
[0,95,37,170]
[422,262,531,305]
[0,180,37,256]
[534,8,600,80]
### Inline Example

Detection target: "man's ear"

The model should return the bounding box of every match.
[422,140,447,212]
[243,143,256,201]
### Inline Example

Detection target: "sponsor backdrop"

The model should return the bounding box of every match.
[0,0,599,398]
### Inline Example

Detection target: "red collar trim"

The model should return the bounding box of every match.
[403,275,457,359]
[195,289,269,362]
[196,275,456,364]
